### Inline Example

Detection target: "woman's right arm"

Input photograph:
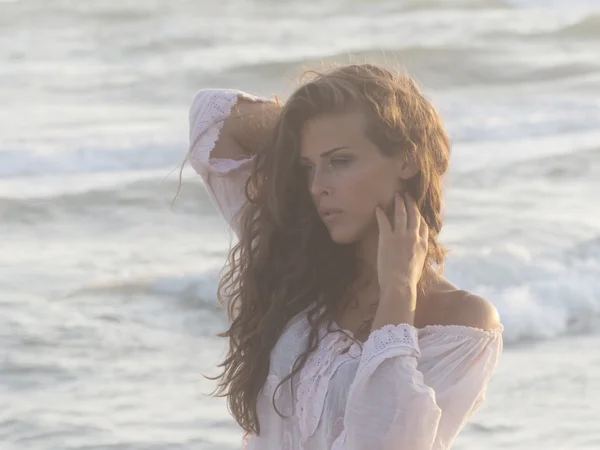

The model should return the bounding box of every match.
[221,96,282,159]
[189,88,281,163]
[187,89,280,236]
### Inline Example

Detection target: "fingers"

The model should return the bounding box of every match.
[380,193,426,237]
[375,206,392,235]
[394,193,407,231]
[419,212,429,242]
[404,193,420,231]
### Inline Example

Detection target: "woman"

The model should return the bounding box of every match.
[186,64,503,449]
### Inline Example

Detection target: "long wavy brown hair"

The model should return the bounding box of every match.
[205,64,450,435]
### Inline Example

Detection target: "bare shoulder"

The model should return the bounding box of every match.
[426,287,501,331]
[444,291,501,330]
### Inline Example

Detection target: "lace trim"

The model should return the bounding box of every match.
[296,320,420,445]
[209,156,253,173]
[418,323,504,339]
[331,311,502,342]
[296,328,360,446]
[359,323,420,372]
[293,318,501,448]
[188,89,269,175]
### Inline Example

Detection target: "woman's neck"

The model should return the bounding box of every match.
[351,226,381,312]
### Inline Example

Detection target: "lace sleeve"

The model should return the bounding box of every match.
[187,88,272,237]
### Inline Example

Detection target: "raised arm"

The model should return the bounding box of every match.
[189,88,281,163]
[187,89,281,235]
[215,95,282,160]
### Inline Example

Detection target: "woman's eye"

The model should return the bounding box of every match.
[329,157,351,168]
[299,164,314,175]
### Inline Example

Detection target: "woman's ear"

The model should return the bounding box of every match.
[396,155,420,180]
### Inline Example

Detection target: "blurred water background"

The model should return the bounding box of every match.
[1,0,600,448]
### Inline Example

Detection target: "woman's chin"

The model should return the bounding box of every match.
[325,218,376,245]
[327,226,360,245]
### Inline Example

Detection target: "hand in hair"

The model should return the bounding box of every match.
[372,192,429,328]
[220,98,282,159]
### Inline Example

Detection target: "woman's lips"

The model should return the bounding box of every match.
[320,210,343,222]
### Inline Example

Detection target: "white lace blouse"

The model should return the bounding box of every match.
[188,89,504,450]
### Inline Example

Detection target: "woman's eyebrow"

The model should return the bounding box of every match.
[299,146,349,162]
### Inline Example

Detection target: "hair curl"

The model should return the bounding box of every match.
[205,64,451,435]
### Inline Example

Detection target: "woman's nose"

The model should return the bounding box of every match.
[309,168,331,197]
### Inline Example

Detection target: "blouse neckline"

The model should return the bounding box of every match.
[329,319,503,341]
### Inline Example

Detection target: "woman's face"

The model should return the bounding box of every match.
[299,110,404,244]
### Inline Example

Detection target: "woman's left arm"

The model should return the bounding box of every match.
[330,323,503,450]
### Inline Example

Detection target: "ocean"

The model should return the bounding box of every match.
[1,0,599,448]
